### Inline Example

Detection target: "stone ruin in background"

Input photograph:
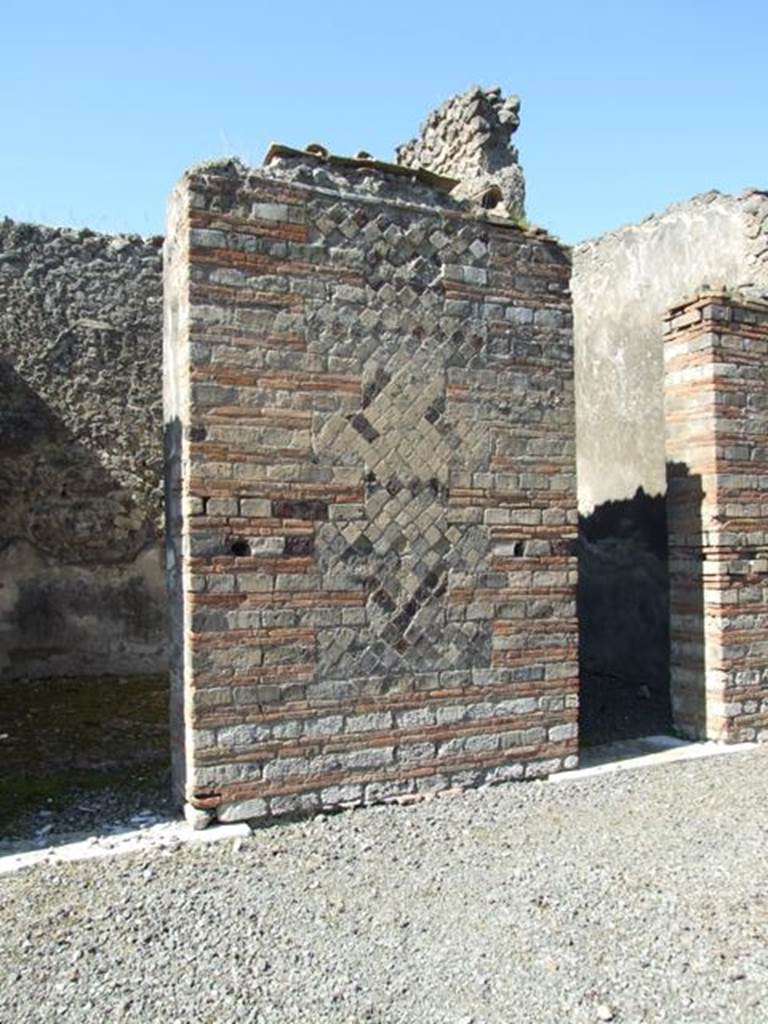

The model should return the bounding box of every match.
[164,87,579,826]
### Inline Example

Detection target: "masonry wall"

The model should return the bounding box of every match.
[165,157,578,823]
[571,189,768,741]
[573,189,768,513]
[664,293,768,742]
[0,219,167,679]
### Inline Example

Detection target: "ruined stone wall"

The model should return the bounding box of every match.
[0,219,167,679]
[396,86,525,220]
[165,154,577,824]
[665,292,768,742]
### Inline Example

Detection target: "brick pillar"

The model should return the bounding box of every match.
[164,155,579,825]
[664,291,768,742]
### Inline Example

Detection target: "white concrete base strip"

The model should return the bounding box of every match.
[551,735,757,783]
[0,818,250,878]
[2,737,758,876]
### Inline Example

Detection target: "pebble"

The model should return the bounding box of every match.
[0,749,765,1024]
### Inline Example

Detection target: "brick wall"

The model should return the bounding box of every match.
[664,292,768,742]
[165,154,578,824]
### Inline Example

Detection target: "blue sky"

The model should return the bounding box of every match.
[3,0,766,244]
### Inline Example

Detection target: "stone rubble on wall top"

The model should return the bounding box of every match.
[395,85,526,220]
[245,86,527,223]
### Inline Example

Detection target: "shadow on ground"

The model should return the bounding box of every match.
[0,673,171,842]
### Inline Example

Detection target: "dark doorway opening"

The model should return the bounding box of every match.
[577,488,673,746]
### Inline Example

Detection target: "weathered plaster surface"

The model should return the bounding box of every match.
[0,540,166,677]
[573,189,768,514]
[572,189,768,743]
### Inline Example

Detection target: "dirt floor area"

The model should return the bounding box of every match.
[0,674,172,842]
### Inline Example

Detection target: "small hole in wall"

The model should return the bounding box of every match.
[513,541,525,556]
[481,187,503,210]
[230,539,250,557]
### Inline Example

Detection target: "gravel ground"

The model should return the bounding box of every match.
[1,748,766,1024]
